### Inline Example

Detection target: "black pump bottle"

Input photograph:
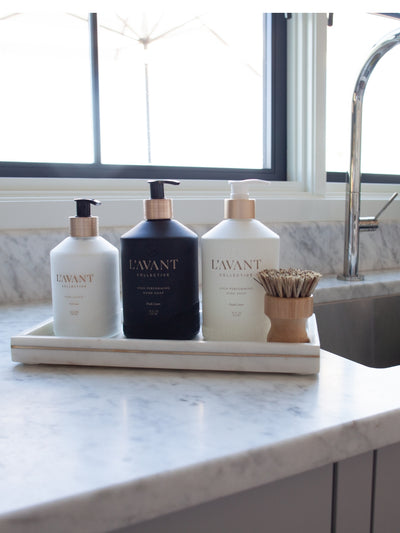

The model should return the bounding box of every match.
[120,180,200,340]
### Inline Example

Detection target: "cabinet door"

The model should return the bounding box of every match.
[373,442,400,533]
[115,464,333,533]
[335,451,374,533]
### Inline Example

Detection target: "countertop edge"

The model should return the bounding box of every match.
[3,386,400,533]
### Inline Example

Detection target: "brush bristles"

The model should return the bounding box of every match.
[256,268,322,298]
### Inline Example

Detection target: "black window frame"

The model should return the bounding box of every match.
[0,13,287,181]
[327,172,400,184]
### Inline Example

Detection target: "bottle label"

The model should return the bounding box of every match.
[121,234,199,338]
[54,273,95,318]
[126,257,180,317]
[210,258,262,277]
[55,273,95,288]
[51,250,121,337]
[206,257,263,317]
[128,258,179,278]
[202,253,271,341]
[201,234,279,341]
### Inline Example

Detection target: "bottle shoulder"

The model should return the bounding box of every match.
[201,219,280,240]
[121,219,197,240]
[50,236,118,255]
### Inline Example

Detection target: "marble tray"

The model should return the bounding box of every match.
[10,316,320,374]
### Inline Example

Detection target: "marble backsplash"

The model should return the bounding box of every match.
[2,220,400,304]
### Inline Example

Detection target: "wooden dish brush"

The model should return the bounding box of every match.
[256,268,322,343]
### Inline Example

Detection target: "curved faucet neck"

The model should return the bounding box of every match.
[340,28,400,281]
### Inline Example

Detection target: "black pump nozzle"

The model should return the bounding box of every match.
[148,180,180,199]
[74,198,101,217]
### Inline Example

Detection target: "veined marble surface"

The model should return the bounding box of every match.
[2,302,400,532]
[315,269,400,303]
[3,220,400,303]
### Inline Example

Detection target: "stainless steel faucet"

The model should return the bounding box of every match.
[339,28,400,281]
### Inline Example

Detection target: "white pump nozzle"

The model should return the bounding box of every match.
[225,179,270,219]
[228,179,270,199]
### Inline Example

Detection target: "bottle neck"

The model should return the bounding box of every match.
[144,198,173,220]
[69,217,99,237]
[224,199,255,219]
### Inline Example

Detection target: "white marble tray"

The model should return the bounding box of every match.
[10,316,320,374]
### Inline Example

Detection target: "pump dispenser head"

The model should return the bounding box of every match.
[224,179,270,219]
[144,180,179,220]
[69,198,101,237]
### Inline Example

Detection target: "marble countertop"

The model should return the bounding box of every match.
[2,300,400,532]
[315,268,400,303]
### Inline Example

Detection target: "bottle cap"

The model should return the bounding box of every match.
[69,198,100,237]
[144,180,179,220]
[224,179,270,219]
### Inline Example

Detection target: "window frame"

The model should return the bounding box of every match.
[327,172,400,184]
[3,13,400,233]
[0,12,287,181]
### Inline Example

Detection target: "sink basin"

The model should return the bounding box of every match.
[314,295,400,368]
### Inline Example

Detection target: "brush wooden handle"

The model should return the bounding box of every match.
[264,295,313,343]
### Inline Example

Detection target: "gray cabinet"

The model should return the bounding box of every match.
[115,465,333,533]
[373,442,400,533]
[335,451,374,533]
[114,444,400,533]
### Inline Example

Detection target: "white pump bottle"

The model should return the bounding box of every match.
[50,198,121,337]
[201,180,280,342]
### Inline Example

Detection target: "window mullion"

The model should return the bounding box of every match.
[89,13,101,164]
[264,14,287,179]
[286,13,327,194]
[263,14,272,169]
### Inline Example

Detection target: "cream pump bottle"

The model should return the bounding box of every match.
[201,180,280,342]
[50,198,121,337]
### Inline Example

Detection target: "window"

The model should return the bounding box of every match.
[0,12,93,164]
[0,11,287,180]
[326,12,400,183]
